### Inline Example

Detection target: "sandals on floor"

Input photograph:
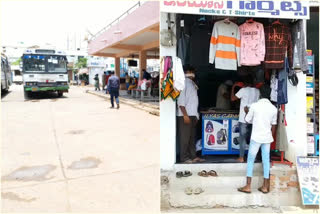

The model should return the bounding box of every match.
[176,171,192,178]
[258,187,269,194]
[208,170,218,177]
[237,187,251,194]
[183,170,192,177]
[198,170,218,177]
[184,187,193,195]
[193,187,204,195]
[176,171,183,178]
[184,187,204,195]
[198,170,209,177]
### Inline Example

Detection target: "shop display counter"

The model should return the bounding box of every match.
[201,109,249,155]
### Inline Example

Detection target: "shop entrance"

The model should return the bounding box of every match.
[175,14,310,164]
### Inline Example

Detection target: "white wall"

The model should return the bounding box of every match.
[285,73,308,162]
[160,12,177,170]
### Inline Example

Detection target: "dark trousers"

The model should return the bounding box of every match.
[109,88,119,107]
[177,116,197,162]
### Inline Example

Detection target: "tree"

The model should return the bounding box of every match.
[11,58,21,66]
[75,58,87,69]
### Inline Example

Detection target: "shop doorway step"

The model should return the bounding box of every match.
[161,163,301,209]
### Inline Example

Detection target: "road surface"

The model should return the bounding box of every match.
[1,84,160,212]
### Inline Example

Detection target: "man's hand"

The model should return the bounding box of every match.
[244,106,249,114]
[183,115,191,124]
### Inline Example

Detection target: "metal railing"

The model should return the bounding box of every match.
[89,1,142,42]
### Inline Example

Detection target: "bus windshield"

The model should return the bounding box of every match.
[48,56,67,73]
[22,54,67,73]
[23,55,46,72]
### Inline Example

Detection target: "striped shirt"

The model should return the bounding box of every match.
[209,20,241,71]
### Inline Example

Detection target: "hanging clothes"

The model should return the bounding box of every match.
[209,20,241,70]
[177,31,190,66]
[277,58,289,105]
[276,108,288,152]
[239,21,265,66]
[189,22,211,67]
[161,56,184,101]
[264,23,293,69]
[172,57,185,92]
[291,20,309,73]
[270,71,278,103]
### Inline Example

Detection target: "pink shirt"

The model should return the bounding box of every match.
[239,21,265,66]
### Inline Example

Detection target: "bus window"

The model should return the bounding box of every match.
[48,56,67,73]
[23,55,46,72]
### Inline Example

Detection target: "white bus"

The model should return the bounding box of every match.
[1,53,12,92]
[21,49,69,98]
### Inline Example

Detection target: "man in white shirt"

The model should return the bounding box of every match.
[231,76,260,163]
[216,80,233,109]
[237,85,277,194]
[177,66,204,163]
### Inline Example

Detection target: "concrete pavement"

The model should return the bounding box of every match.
[1,84,160,212]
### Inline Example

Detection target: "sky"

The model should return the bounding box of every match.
[0,0,139,50]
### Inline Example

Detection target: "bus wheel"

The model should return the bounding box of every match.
[57,92,63,97]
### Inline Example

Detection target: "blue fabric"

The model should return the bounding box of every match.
[277,58,289,104]
[239,122,252,157]
[246,140,271,179]
[108,75,120,90]
[126,83,130,89]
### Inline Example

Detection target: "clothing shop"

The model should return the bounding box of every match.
[160,1,319,170]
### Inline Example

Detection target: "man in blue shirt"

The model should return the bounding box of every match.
[107,71,120,109]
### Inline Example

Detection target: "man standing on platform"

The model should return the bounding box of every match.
[107,71,120,109]
[177,65,204,163]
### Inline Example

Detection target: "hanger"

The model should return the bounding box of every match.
[247,18,254,23]
[272,19,281,25]
[223,17,230,24]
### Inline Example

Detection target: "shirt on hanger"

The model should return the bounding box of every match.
[209,20,241,71]
[239,21,265,66]
[264,23,293,69]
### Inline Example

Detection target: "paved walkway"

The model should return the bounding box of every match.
[1,85,160,212]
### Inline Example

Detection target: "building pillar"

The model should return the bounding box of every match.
[139,50,147,80]
[115,57,120,77]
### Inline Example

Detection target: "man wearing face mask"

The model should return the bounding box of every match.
[177,65,204,163]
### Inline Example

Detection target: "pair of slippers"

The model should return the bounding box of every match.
[184,187,204,195]
[176,171,192,178]
[237,187,269,194]
[197,170,218,177]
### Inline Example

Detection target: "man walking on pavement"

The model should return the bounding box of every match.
[177,65,204,163]
[237,85,277,194]
[231,76,260,163]
[107,71,120,109]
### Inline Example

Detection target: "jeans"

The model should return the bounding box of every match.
[109,88,119,107]
[239,122,252,157]
[246,140,271,179]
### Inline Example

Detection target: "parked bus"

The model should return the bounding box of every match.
[1,53,12,92]
[21,49,69,98]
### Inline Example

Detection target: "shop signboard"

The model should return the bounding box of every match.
[202,113,243,155]
[296,156,319,205]
[161,0,310,19]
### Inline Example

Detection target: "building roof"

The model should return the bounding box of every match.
[88,1,159,59]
